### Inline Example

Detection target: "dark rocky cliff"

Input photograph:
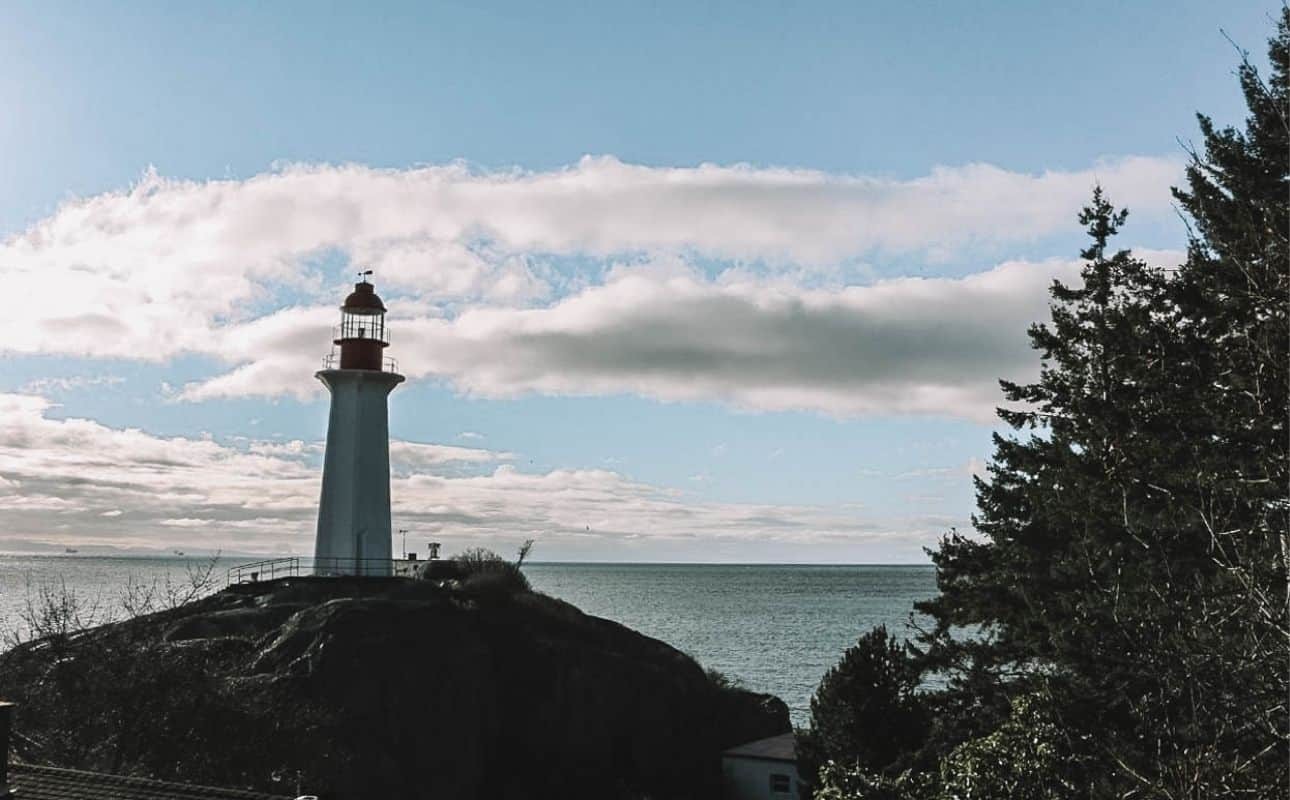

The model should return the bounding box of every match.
[0,576,788,799]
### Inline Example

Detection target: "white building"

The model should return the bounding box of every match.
[721,732,803,800]
[313,275,404,576]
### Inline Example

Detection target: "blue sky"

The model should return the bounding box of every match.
[0,1,1276,560]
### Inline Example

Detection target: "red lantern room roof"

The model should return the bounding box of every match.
[342,279,386,314]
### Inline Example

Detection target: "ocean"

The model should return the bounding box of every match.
[0,555,937,725]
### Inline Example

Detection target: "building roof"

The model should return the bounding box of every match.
[10,763,294,800]
[722,731,797,762]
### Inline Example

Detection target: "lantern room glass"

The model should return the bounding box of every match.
[339,309,386,343]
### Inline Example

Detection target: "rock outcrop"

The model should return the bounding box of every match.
[0,576,789,799]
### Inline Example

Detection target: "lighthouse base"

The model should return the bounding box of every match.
[313,368,404,577]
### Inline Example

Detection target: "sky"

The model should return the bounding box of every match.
[0,0,1278,561]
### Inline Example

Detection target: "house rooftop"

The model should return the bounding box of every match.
[9,762,293,800]
[722,731,797,762]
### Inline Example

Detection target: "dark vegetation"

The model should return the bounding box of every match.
[1,554,222,649]
[796,627,927,788]
[0,565,787,799]
[449,543,533,596]
[805,12,1289,799]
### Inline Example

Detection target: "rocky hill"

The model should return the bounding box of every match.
[0,575,788,799]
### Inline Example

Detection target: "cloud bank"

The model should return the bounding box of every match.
[180,257,1092,421]
[0,393,956,561]
[0,155,1184,420]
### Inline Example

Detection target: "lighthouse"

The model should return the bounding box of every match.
[313,273,404,576]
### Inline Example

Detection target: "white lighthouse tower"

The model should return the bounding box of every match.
[313,273,404,576]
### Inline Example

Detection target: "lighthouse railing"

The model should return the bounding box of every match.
[227,555,411,584]
[321,353,400,374]
[226,556,300,585]
[311,556,403,577]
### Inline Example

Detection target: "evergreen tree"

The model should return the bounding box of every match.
[1156,8,1289,791]
[798,626,927,788]
[913,11,1288,797]
[915,190,1179,790]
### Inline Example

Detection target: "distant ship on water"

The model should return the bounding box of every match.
[64,547,78,554]
[174,550,185,556]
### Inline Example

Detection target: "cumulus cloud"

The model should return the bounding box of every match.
[388,440,515,472]
[0,393,957,560]
[182,256,1103,420]
[408,259,1082,420]
[0,155,1179,357]
[243,438,507,469]
[0,155,1185,419]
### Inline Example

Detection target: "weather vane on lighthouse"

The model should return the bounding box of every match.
[313,271,404,576]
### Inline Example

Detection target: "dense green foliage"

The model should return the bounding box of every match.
[932,693,1080,800]
[816,694,1079,800]
[797,626,927,784]
[811,10,1288,799]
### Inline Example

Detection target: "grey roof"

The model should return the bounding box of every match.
[722,732,798,762]
[10,763,293,800]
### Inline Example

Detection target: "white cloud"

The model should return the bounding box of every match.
[245,439,321,458]
[234,434,508,472]
[0,156,1186,419]
[243,436,510,471]
[0,155,1180,359]
[384,258,1089,421]
[0,392,959,560]
[388,440,514,470]
[173,250,1201,420]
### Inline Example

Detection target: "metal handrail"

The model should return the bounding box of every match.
[226,555,423,584]
[227,557,300,585]
[311,556,404,577]
[320,353,399,373]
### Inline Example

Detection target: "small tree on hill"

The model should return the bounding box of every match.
[797,626,927,789]
[452,546,532,596]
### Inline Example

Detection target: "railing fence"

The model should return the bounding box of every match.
[227,556,422,584]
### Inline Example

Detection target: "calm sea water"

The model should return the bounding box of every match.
[0,555,936,725]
